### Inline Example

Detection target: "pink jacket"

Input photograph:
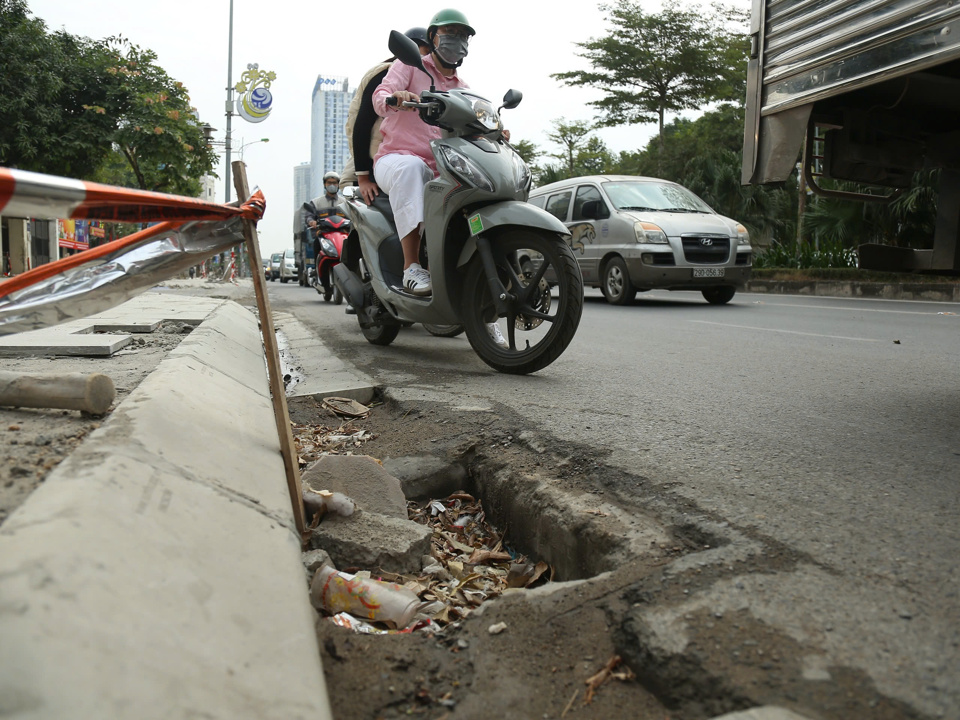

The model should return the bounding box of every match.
[372,53,468,174]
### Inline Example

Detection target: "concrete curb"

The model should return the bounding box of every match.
[273,310,376,404]
[745,279,960,302]
[0,299,332,719]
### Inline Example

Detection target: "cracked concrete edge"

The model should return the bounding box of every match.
[272,310,376,404]
[0,299,333,720]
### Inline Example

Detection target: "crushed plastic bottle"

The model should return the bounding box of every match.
[310,566,421,629]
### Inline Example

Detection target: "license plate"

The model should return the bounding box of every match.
[693,267,725,278]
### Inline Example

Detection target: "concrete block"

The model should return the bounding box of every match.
[381,455,469,500]
[309,511,432,574]
[302,455,407,519]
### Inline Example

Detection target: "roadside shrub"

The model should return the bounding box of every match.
[754,239,858,269]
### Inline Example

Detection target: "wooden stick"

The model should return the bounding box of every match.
[232,161,307,537]
[0,370,115,414]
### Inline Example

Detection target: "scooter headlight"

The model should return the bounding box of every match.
[437,144,495,192]
[319,237,338,257]
[510,148,531,192]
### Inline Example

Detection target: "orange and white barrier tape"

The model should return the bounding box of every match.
[0,167,265,335]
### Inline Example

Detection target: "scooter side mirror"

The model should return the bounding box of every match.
[501,89,523,110]
[388,30,435,88]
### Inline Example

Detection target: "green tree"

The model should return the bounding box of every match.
[546,119,593,177]
[552,1,747,174]
[511,139,540,166]
[0,2,216,195]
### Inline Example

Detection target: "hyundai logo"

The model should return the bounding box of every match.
[699,238,714,246]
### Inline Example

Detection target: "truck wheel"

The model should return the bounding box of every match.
[702,286,736,304]
[602,257,636,305]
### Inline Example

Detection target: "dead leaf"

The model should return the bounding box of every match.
[467,549,513,565]
[584,655,633,704]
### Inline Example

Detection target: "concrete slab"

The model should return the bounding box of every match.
[302,455,408,520]
[309,511,432,575]
[273,311,375,405]
[0,292,225,358]
[0,294,333,719]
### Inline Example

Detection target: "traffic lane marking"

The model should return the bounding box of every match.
[746,298,960,316]
[689,320,882,342]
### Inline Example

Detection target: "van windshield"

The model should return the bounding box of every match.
[603,181,713,214]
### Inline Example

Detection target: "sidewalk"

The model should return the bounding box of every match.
[0,287,360,720]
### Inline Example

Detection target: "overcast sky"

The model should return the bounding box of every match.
[27,0,679,255]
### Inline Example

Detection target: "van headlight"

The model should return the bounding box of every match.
[510,148,531,192]
[736,223,750,247]
[437,144,495,192]
[635,221,668,244]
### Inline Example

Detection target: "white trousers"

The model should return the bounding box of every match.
[374,153,435,239]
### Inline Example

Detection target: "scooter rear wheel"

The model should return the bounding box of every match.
[461,229,583,374]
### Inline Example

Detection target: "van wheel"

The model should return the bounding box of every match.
[702,286,736,304]
[602,258,636,305]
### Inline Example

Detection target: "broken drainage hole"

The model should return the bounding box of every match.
[309,491,550,636]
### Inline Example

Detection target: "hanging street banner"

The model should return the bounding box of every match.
[236,64,276,124]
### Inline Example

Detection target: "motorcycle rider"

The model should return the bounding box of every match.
[340,27,432,205]
[371,9,474,298]
[302,171,344,260]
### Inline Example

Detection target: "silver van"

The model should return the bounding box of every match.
[527,175,752,304]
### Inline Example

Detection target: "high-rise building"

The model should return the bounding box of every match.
[310,75,353,198]
[293,162,312,211]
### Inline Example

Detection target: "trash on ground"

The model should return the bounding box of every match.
[321,396,370,418]
[291,420,375,465]
[311,565,421,629]
[303,488,356,525]
[488,621,507,635]
[583,655,635,704]
[314,491,554,635]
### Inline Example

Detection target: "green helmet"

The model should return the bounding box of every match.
[428,8,475,37]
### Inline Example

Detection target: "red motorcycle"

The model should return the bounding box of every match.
[311,209,350,303]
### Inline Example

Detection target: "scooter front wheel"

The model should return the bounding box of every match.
[461,230,583,375]
[360,321,401,346]
[333,286,344,305]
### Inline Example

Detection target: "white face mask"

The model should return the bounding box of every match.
[325,184,338,194]
[434,34,469,65]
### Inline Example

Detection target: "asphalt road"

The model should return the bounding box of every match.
[270,281,960,717]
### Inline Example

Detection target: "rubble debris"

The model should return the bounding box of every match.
[487,622,507,635]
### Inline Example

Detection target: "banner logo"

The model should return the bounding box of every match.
[235,64,276,124]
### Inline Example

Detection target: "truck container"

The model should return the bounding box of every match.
[742,0,960,273]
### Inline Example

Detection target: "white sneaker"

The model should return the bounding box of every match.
[486,322,508,349]
[403,263,432,296]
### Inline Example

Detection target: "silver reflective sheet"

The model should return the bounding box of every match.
[0,218,245,336]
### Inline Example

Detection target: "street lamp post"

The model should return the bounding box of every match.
[238,138,270,161]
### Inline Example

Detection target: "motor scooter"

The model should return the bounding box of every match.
[312,208,350,304]
[334,31,583,375]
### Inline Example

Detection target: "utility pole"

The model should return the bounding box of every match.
[224,0,235,203]
[797,132,807,247]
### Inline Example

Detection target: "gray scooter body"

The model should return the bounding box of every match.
[341,133,569,326]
